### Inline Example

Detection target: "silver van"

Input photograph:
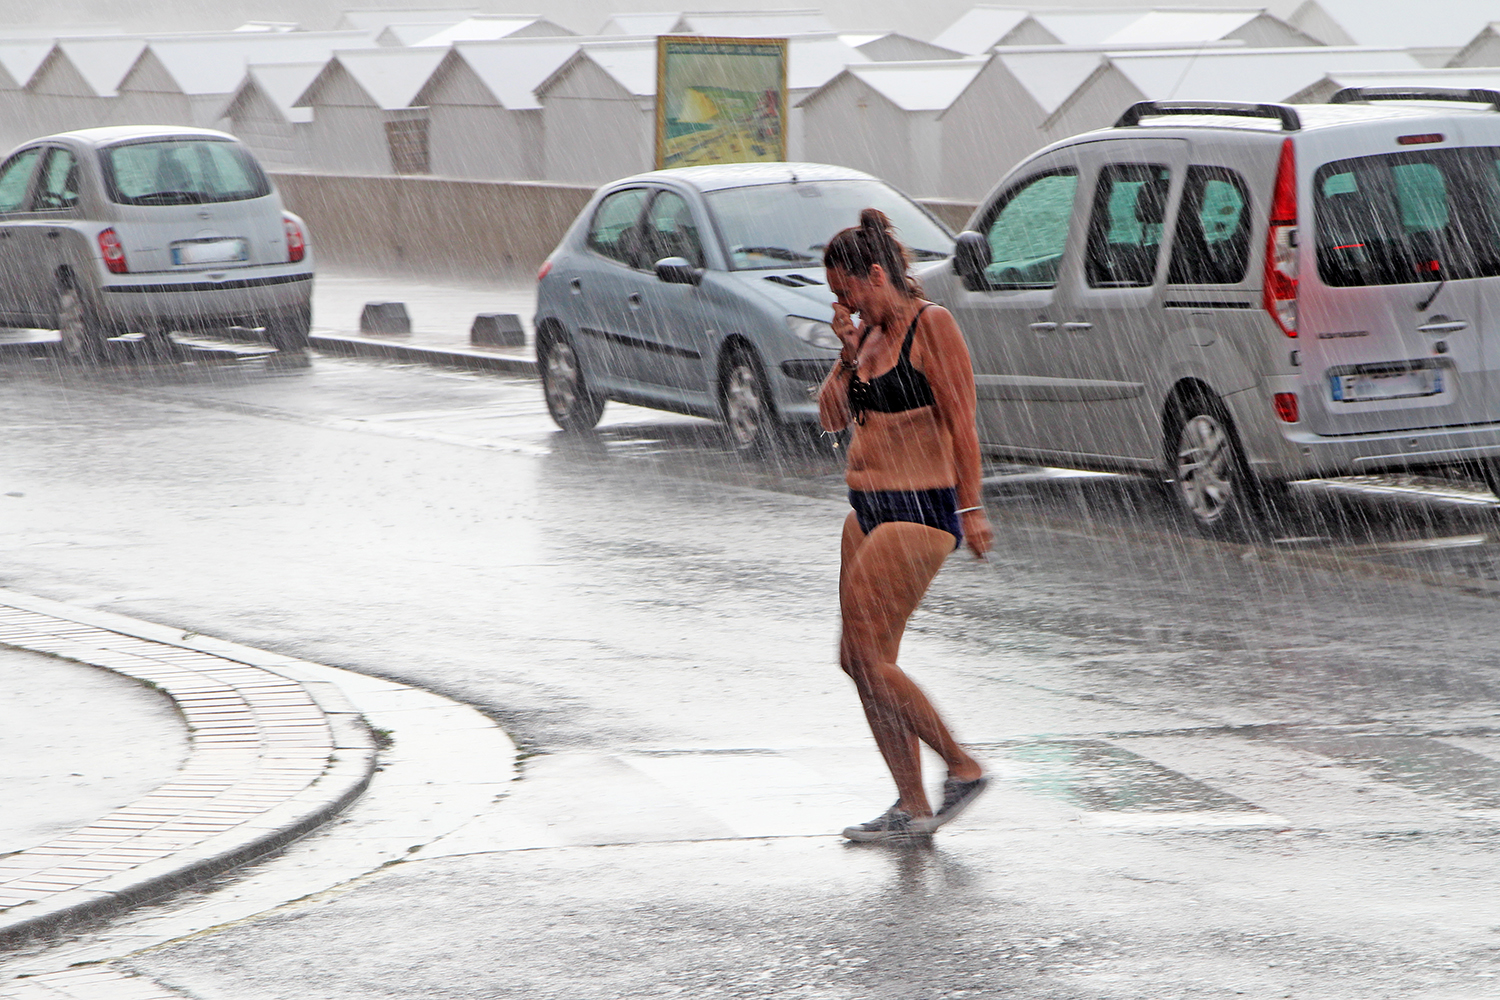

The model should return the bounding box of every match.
[924,89,1500,532]
[0,125,313,357]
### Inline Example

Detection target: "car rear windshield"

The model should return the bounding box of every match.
[1315,147,1500,287]
[705,179,953,270]
[101,139,271,206]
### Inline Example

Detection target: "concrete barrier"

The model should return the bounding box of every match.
[269,171,978,280]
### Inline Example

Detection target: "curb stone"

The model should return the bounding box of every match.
[309,331,537,376]
[0,589,378,949]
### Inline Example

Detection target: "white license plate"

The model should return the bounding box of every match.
[1330,365,1443,402]
[171,239,247,265]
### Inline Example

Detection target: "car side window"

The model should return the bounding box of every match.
[1168,166,1251,284]
[587,188,651,268]
[981,170,1078,288]
[35,147,80,211]
[0,148,42,214]
[1085,163,1171,288]
[645,191,705,269]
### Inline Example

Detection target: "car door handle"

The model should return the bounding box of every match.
[627,292,642,309]
[1029,321,1057,332]
[569,277,582,293]
[1416,319,1467,334]
[1063,321,1094,332]
[45,231,59,239]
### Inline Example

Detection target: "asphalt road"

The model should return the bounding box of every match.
[4,314,1500,998]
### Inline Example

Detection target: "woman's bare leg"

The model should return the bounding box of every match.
[840,514,983,818]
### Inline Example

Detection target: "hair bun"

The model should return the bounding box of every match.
[859,207,891,234]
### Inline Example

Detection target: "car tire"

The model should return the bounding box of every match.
[266,306,311,352]
[541,333,605,431]
[56,280,109,362]
[1166,391,1270,537]
[1478,460,1500,500]
[719,346,776,452]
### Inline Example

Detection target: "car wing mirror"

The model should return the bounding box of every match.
[953,231,990,287]
[655,256,702,285]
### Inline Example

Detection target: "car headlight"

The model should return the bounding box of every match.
[785,315,840,350]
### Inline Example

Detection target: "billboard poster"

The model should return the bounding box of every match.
[655,35,788,170]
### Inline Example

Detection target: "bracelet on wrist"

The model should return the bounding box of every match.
[956,505,983,514]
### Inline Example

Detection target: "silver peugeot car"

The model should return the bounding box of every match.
[0,125,313,358]
[535,162,954,448]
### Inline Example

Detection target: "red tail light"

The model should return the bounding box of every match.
[97,228,127,273]
[1263,137,1298,337]
[283,215,305,263]
[1273,392,1299,423]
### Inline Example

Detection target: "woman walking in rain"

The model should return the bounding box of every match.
[818,209,991,842]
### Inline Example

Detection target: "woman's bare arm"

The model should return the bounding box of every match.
[818,303,862,432]
[915,305,993,556]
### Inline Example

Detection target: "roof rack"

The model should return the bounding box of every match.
[1114,101,1301,132]
[1328,86,1500,111]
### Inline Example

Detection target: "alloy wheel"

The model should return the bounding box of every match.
[722,359,766,450]
[1175,412,1234,524]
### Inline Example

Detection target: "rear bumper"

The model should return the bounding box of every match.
[1264,419,1500,477]
[95,269,313,331]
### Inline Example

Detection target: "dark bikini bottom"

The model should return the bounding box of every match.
[848,487,961,550]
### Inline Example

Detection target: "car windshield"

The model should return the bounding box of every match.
[101,139,271,206]
[1315,147,1500,286]
[705,179,953,270]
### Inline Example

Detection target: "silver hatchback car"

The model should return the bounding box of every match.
[0,125,313,357]
[534,162,953,448]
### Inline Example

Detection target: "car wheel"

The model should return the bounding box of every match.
[56,281,108,361]
[1166,392,1267,536]
[266,306,311,352]
[719,346,776,451]
[1479,460,1500,500]
[541,334,605,431]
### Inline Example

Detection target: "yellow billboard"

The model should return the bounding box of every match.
[655,35,788,170]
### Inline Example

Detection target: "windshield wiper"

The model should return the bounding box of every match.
[733,245,815,262]
[910,248,949,261]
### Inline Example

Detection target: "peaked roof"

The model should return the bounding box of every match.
[599,13,686,35]
[46,38,147,97]
[1101,11,1269,45]
[297,46,448,109]
[407,16,573,47]
[932,7,1029,55]
[224,61,323,123]
[134,31,378,96]
[336,8,477,31]
[786,34,870,91]
[1307,65,1500,95]
[1292,0,1496,50]
[836,58,988,112]
[426,36,585,109]
[1104,46,1424,104]
[994,49,1108,114]
[0,39,54,88]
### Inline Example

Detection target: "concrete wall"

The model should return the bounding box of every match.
[269,170,977,279]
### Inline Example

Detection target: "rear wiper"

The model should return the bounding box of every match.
[1417,258,1445,312]
[133,190,207,205]
[734,245,815,262]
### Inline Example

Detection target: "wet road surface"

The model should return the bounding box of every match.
[4,322,1500,997]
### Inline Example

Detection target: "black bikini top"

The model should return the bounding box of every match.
[848,304,935,422]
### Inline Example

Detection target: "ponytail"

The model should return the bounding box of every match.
[822,208,923,298]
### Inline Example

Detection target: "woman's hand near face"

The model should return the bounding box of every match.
[832,302,859,355]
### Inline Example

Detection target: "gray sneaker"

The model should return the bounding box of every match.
[842,803,923,842]
[925,775,988,831]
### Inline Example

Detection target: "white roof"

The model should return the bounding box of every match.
[0,39,54,87]
[1101,11,1264,45]
[441,37,584,109]
[1030,11,1154,45]
[299,46,448,109]
[995,50,1108,114]
[228,61,323,122]
[786,34,870,92]
[407,16,572,47]
[679,9,837,36]
[1107,46,1424,104]
[932,7,1029,56]
[837,58,987,112]
[576,39,658,97]
[377,22,462,46]
[337,8,477,31]
[50,38,147,97]
[140,31,378,96]
[599,13,686,35]
[837,32,965,61]
[1298,0,1497,50]
[1313,66,1500,93]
